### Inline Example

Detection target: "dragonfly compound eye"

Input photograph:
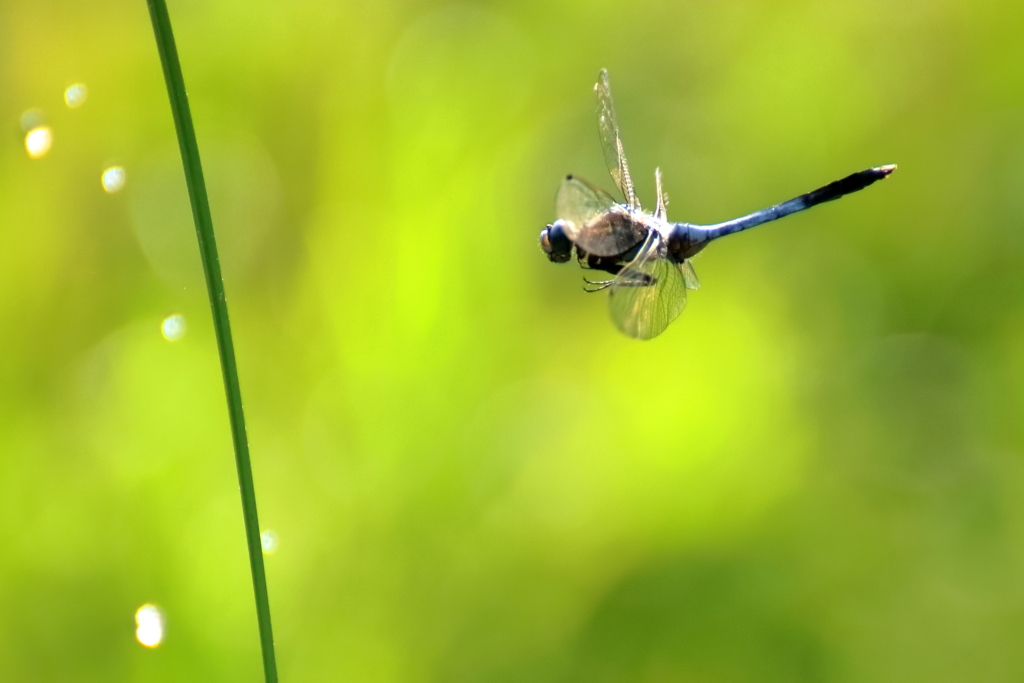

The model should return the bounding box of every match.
[540,220,573,263]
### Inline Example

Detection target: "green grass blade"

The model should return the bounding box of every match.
[144,2,278,681]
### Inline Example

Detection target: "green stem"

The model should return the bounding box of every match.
[144,2,278,681]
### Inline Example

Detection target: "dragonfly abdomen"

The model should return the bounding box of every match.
[666,223,712,261]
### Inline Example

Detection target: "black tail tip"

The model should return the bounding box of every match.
[873,164,897,177]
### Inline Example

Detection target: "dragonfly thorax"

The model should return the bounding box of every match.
[572,206,648,258]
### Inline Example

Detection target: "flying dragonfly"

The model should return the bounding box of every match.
[540,69,896,340]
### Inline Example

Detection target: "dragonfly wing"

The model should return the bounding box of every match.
[595,69,639,211]
[607,232,688,340]
[654,167,667,221]
[679,260,700,290]
[556,174,617,241]
[556,175,644,255]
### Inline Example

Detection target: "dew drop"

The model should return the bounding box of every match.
[161,314,186,341]
[134,604,164,648]
[64,83,87,108]
[25,126,53,159]
[102,166,126,193]
[20,109,44,131]
[261,530,279,553]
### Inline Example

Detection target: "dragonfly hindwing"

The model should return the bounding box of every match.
[607,232,688,340]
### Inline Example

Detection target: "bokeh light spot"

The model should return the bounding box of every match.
[134,604,164,648]
[160,314,186,341]
[102,166,126,193]
[24,126,52,159]
[20,108,44,131]
[261,530,278,553]
[64,83,87,108]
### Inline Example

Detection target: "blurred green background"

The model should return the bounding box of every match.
[3,0,1024,680]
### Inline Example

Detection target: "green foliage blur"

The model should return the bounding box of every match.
[3,0,1024,680]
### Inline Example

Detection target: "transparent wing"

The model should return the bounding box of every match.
[595,69,638,211]
[679,260,700,290]
[607,232,688,340]
[556,174,617,242]
[654,167,667,221]
[557,175,645,257]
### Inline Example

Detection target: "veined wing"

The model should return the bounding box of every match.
[655,166,701,289]
[556,175,644,256]
[679,260,700,290]
[607,231,688,340]
[556,174,617,232]
[654,167,667,221]
[595,69,639,211]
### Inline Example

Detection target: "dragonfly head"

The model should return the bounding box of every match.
[666,223,710,261]
[540,219,574,263]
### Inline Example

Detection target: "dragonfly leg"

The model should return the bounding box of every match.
[616,272,656,288]
[583,258,625,291]
[583,277,615,292]
[582,271,656,292]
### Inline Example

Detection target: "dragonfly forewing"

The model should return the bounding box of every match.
[556,175,645,256]
[596,69,639,211]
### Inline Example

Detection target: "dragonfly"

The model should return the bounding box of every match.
[540,69,896,340]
